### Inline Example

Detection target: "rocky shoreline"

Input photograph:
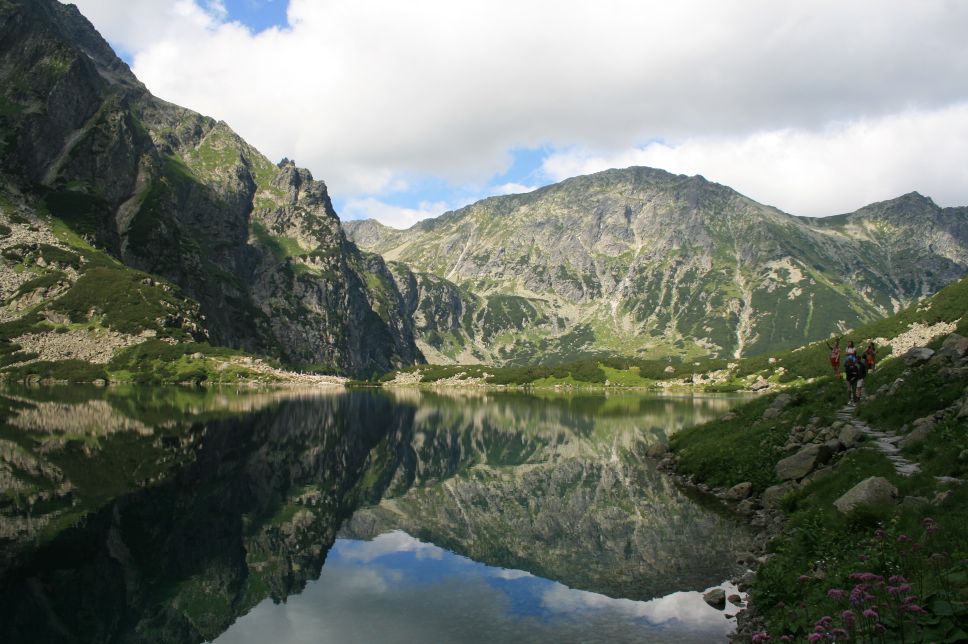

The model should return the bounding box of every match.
[655,333,968,641]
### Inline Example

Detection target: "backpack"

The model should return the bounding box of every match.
[845,359,859,381]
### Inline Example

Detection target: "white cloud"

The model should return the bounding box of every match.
[491,183,538,197]
[542,103,968,216]
[332,530,444,562]
[71,0,968,211]
[540,581,743,626]
[339,198,451,229]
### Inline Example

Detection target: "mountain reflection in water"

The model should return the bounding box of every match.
[0,386,752,643]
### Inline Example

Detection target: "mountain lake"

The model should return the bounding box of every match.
[0,386,754,643]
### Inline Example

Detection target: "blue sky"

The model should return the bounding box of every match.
[214,532,737,643]
[76,0,968,228]
[220,0,288,34]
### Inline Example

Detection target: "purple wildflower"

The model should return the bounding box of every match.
[863,608,879,619]
[827,589,846,601]
[841,610,855,623]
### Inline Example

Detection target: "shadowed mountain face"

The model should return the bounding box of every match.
[0,387,750,643]
[345,170,968,365]
[0,0,420,377]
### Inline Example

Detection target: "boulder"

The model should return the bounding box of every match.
[703,588,726,610]
[888,378,906,395]
[735,552,757,566]
[763,393,792,419]
[833,476,897,514]
[958,397,968,420]
[799,466,835,488]
[939,333,968,360]
[775,443,833,481]
[736,498,759,516]
[825,438,844,453]
[728,594,744,606]
[933,490,954,506]
[762,481,797,509]
[736,570,756,592]
[724,481,753,501]
[750,377,770,391]
[838,425,865,448]
[899,420,933,449]
[904,347,935,366]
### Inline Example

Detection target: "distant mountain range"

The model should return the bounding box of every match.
[346,170,968,364]
[1,0,967,378]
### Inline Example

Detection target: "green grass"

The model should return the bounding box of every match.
[48,266,192,336]
[4,360,108,382]
[13,270,66,298]
[107,340,269,385]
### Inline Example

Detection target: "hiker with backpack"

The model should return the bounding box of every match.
[844,354,861,404]
[855,351,868,401]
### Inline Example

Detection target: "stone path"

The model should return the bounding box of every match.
[835,405,921,476]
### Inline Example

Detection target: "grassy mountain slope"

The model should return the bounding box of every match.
[667,275,968,640]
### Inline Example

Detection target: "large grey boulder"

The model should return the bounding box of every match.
[724,481,753,501]
[762,481,797,509]
[838,425,865,448]
[775,443,833,481]
[938,333,968,360]
[750,377,770,391]
[899,420,933,449]
[703,588,726,610]
[833,477,898,514]
[904,347,935,366]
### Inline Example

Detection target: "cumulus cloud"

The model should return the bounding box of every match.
[71,0,968,214]
[332,531,444,563]
[490,183,538,197]
[540,581,742,627]
[542,102,968,216]
[339,198,452,229]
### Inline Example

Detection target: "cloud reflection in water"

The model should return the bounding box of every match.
[215,531,738,644]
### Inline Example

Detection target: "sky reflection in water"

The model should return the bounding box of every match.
[215,531,740,644]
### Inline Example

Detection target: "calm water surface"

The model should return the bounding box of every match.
[0,386,752,643]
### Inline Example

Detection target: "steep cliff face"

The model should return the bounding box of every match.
[0,0,421,376]
[346,168,968,363]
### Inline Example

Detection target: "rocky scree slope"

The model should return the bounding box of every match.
[0,0,420,377]
[346,168,968,365]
